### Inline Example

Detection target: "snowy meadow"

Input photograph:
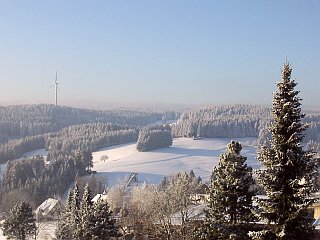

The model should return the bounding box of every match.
[0,137,258,239]
[91,137,259,186]
[0,138,258,186]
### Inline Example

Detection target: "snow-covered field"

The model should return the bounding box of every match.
[0,138,258,239]
[92,137,259,186]
[0,138,258,184]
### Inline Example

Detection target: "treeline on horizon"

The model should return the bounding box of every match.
[1,104,320,164]
[0,104,166,141]
[0,104,178,164]
[172,105,320,144]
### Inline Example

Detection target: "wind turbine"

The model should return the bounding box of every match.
[50,71,59,106]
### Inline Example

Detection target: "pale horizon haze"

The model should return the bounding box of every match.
[1,1,320,108]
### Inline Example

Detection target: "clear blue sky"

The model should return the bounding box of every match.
[1,1,320,107]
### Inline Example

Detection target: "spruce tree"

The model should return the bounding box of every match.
[70,182,82,239]
[55,183,82,240]
[2,202,36,240]
[254,63,319,239]
[79,184,94,240]
[198,141,256,239]
[91,198,120,240]
[55,188,75,240]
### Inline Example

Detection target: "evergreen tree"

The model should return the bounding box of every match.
[198,141,256,240]
[56,183,81,240]
[253,63,319,239]
[55,189,75,240]
[55,185,120,240]
[91,198,120,240]
[2,202,36,240]
[189,169,196,180]
[136,128,172,152]
[79,149,93,172]
[70,183,82,239]
[79,184,94,240]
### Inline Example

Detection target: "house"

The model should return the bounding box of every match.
[35,198,63,220]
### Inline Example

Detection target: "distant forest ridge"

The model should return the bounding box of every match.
[172,105,320,144]
[0,104,320,164]
[0,104,177,163]
[0,104,173,140]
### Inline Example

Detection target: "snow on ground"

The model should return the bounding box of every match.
[0,138,258,239]
[0,138,258,185]
[0,221,56,240]
[0,149,48,180]
[36,221,57,240]
[92,137,259,186]
[23,148,48,158]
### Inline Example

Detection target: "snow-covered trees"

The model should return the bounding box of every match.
[136,126,173,152]
[172,105,320,144]
[253,63,319,239]
[0,152,95,212]
[91,198,120,240]
[78,184,92,239]
[157,172,203,239]
[0,104,164,140]
[0,105,166,163]
[75,149,93,173]
[172,105,271,138]
[116,172,203,239]
[55,184,120,240]
[0,135,46,164]
[120,184,158,238]
[55,189,74,239]
[1,202,36,240]
[198,141,256,240]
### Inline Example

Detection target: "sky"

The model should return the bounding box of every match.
[1,1,320,108]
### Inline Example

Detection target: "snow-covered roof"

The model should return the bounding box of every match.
[35,198,61,216]
[170,204,206,225]
[92,194,108,203]
[314,217,320,229]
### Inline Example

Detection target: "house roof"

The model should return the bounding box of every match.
[35,198,61,216]
[314,216,320,229]
[92,194,108,203]
[170,204,206,225]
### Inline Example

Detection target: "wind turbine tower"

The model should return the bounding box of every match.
[50,72,59,106]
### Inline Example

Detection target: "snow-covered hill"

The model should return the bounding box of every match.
[0,138,258,240]
[92,137,259,186]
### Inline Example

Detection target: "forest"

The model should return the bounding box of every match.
[1,89,320,239]
[0,105,178,164]
[1,104,320,164]
[172,104,320,142]
[136,125,173,152]
[0,104,165,142]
